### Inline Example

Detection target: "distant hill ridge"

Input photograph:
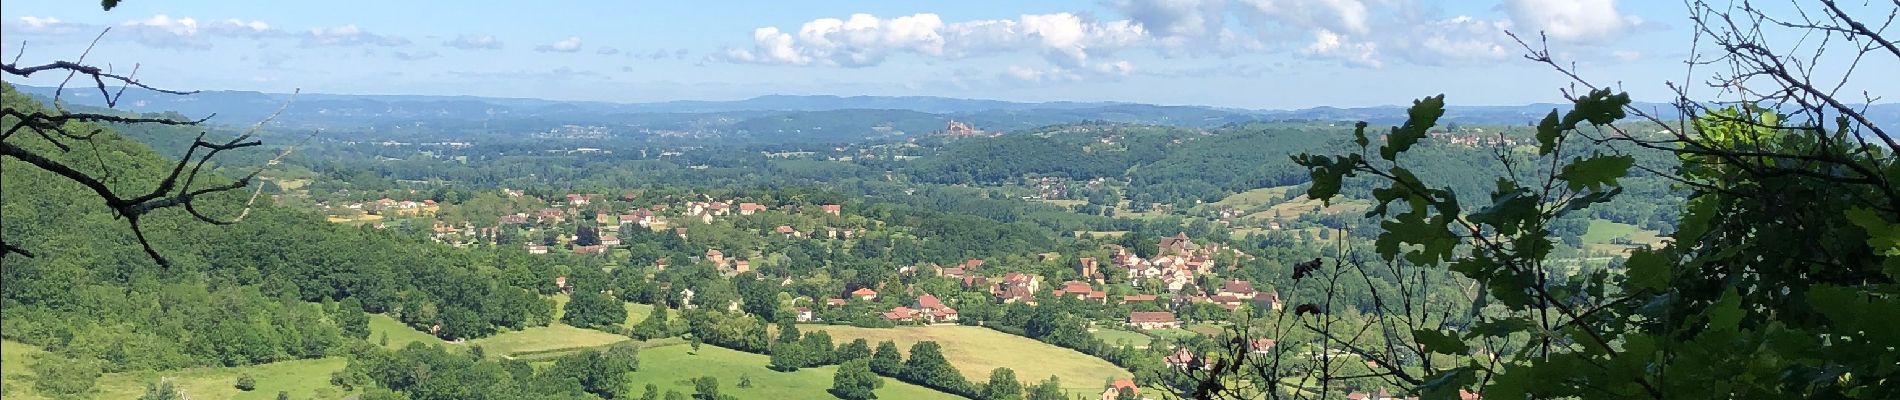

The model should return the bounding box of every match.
[15,84,1896,132]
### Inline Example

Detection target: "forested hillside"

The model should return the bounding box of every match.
[0,84,576,397]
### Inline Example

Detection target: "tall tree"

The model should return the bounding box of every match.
[837,338,872,362]
[829,358,884,400]
[691,376,720,400]
[1026,376,1064,400]
[900,341,966,393]
[980,367,1023,400]
[869,341,903,375]
[799,331,835,367]
[562,291,627,330]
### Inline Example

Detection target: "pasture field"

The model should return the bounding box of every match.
[2,341,351,400]
[626,343,960,400]
[368,313,444,349]
[471,324,631,359]
[1091,328,1155,348]
[806,325,1131,397]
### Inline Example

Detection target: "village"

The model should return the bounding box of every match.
[295,186,1409,399]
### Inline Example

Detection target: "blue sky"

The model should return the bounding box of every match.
[1,1,1886,109]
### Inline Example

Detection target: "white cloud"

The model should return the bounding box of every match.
[100,15,280,48]
[720,12,1150,73]
[1111,0,1227,38]
[1301,29,1380,67]
[596,46,621,55]
[535,36,583,53]
[5,14,417,51]
[1,16,92,36]
[444,34,503,50]
[391,50,440,61]
[1236,0,1372,35]
[722,13,948,67]
[1003,65,1083,83]
[1398,16,1513,64]
[18,16,68,30]
[303,25,409,47]
[1502,0,1643,43]
[713,0,1637,72]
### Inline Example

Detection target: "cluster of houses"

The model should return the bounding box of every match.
[799,287,962,325]
[1425,130,1518,148]
[317,197,441,219]
[877,293,960,324]
[936,119,994,138]
[1105,232,1254,292]
[491,191,847,255]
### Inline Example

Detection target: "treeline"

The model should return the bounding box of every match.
[329,341,642,400]
[903,122,1340,205]
[909,135,1125,183]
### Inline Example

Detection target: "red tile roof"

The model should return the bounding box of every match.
[916,293,946,309]
[1127,311,1176,323]
[1106,379,1140,396]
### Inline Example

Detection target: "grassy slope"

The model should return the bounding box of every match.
[5,340,350,400]
[89,358,350,400]
[1581,219,1666,254]
[368,313,445,350]
[1091,328,1154,349]
[623,302,658,330]
[1211,186,1295,208]
[628,343,958,400]
[2,340,45,397]
[471,325,631,358]
[807,325,1130,397]
[371,295,656,359]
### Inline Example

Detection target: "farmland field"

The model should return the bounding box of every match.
[1581,219,1667,254]
[3,340,351,400]
[1092,328,1155,348]
[471,324,631,358]
[1211,185,1297,208]
[368,313,445,349]
[806,325,1130,397]
[627,343,959,400]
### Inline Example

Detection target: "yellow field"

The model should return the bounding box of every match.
[324,214,385,224]
[269,178,311,190]
[470,324,631,358]
[1212,186,1298,208]
[628,343,960,400]
[806,325,1130,397]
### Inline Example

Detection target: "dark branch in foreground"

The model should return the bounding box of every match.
[1,31,301,267]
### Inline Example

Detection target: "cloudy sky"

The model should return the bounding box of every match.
[0,1,1880,109]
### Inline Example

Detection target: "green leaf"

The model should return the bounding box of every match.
[1535,110,1561,155]
[1380,95,1445,161]
[1844,208,1900,255]
[1469,189,1538,236]
[1559,154,1635,192]
[1293,154,1359,203]
[1418,366,1477,400]
[1413,329,1469,355]
[1470,316,1532,337]
[1623,250,1670,291]
[1707,289,1743,331]
[1352,121,1370,148]
[1569,89,1631,127]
